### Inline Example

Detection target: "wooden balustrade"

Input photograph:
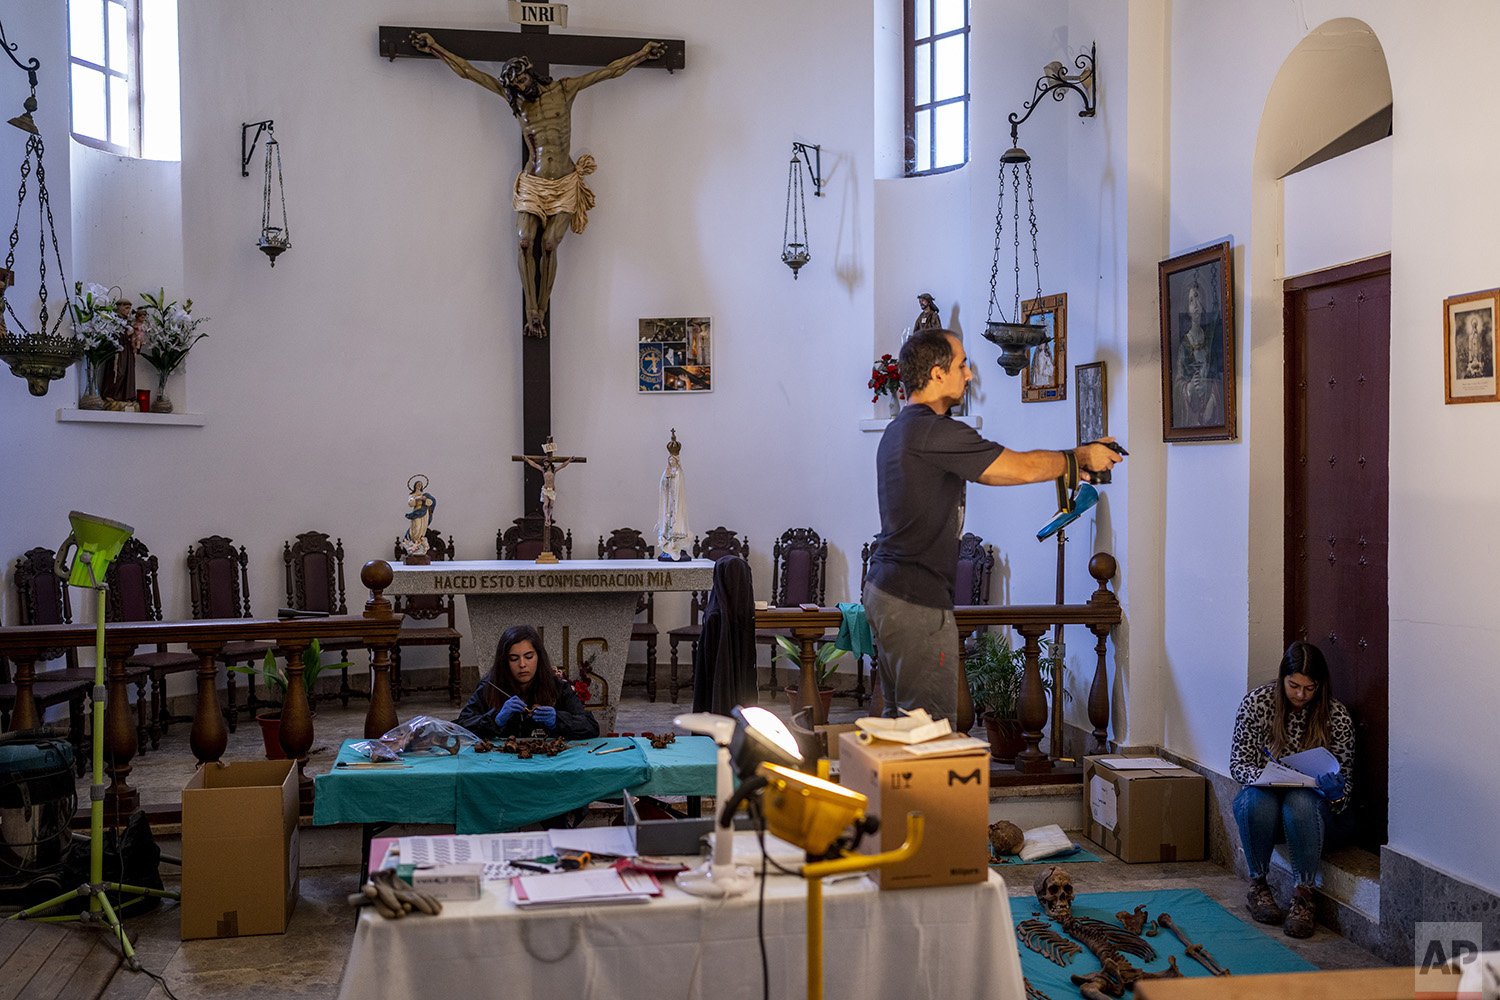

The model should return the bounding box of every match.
[755,552,1122,772]
[0,560,401,819]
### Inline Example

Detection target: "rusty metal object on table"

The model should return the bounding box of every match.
[1016,918,1082,967]
[641,730,676,749]
[989,818,1024,856]
[1157,912,1231,977]
[1022,976,1054,1000]
[1115,904,1149,935]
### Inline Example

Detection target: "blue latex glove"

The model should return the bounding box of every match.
[1316,770,1345,801]
[495,695,527,728]
[532,705,557,730]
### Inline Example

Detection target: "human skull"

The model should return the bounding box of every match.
[988,820,1024,857]
[1033,865,1075,921]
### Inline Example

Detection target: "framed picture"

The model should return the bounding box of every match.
[639,316,712,392]
[1158,241,1235,441]
[1020,293,1067,403]
[1075,361,1107,445]
[1443,289,1499,404]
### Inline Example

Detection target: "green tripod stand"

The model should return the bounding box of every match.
[8,513,179,969]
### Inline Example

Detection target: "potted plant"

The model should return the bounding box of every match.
[70,282,131,410]
[230,639,343,759]
[137,288,207,413]
[869,352,904,417]
[773,636,847,718]
[965,631,1064,762]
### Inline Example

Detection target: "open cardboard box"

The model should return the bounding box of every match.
[180,759,299,939]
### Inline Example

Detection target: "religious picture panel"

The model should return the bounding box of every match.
[639,316,712,392]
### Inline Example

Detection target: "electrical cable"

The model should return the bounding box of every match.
[753,800,770,1000]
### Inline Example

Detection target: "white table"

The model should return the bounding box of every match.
[387,559,713,732]
[338,870,1027,1000]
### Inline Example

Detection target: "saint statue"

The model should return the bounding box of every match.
[413,32,666,338]
[913,292,942,332]
[657,429,691,561]
[402,476,436,563]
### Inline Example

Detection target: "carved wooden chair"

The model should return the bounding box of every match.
[105,537,193,750]
[391,530,462,702]
[187,535,274,732]
[496,516,573,561]
[598,527,658,700]
[667,526,750,701]
[760,527,830,690]
[283,531,363,707]
[6,547,92,771]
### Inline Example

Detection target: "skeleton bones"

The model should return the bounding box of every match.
[1156,912,1230,977]
[1032,867,1183,997]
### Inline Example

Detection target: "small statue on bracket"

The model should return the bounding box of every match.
[656,429,691,561]
[914,292,942,332]
[401,475,437,565]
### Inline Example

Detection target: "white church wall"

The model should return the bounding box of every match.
[1167,1,1500,897]
[0,1,882,689]
[1282,137,1391,281]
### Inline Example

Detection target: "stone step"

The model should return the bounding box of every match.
[1269,843,1385,954]
[988,781,1084,831]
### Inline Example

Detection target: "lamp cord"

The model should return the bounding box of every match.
[753,800,770,1000]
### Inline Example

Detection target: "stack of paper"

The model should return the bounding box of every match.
[854,709,952,744]
[1252,746,1339,789]
[511,868,661,907]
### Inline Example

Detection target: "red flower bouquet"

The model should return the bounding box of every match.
[869,353,903,402]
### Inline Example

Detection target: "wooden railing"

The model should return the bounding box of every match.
[756,552,1122,774]
[0,561,401,819]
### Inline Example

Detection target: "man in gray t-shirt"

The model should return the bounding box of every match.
[864,329,1123,726]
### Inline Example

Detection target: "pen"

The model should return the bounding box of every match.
[586,741,609,754]
[595,745,630,756]
[511,860,554,874]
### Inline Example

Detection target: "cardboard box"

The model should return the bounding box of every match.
[181,759,300,939]
[837,732,988,889]
[1084,755,1205,863]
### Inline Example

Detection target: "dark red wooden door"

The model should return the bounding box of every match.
[1284,254,1390,848]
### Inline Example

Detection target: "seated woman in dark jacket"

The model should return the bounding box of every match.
[456,624,599,741]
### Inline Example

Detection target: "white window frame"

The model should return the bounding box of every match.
[904,0,970,176]
[68,0,143,156]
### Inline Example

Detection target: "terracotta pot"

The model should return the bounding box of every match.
[783,685,835,720]
[256,711,286,760]
[983,714,1025,763]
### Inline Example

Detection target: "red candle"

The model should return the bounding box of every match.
[136,389,150,412]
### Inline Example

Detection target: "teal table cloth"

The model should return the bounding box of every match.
[313,734,716,833]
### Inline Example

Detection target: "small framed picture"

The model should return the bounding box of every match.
[1075,361,1107,445]
[1020,293,1067,403]
[1158,241,1235,441]
[639,316,712,392]
[1443,289,1499,404]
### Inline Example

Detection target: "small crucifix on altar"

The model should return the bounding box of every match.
[512,437,586,563]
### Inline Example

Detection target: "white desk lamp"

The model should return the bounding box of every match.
[672,711,757,897]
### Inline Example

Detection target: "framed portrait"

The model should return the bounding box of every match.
[1443,289,1499,404]
[639,316,712,392]
[1020,293,1067,403]
[1158,241,1235,442]
[1075,361,1107,445]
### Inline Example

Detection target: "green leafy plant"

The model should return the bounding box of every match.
[229,639,344,700]
[965,631,1066,720]
[772,636,848,689]
[137,287,208,382]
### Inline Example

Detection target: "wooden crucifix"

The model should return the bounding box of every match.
[380,20,683,518]
[512,437,586,563]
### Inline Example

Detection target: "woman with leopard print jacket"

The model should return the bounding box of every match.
[1230,640,1356,939]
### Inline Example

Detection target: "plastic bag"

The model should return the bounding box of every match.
[350,716,482,762]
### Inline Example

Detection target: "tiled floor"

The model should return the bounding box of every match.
[23,678,1393,998]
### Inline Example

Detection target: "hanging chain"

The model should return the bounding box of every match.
[4,128,69,338]
[1026,161,1041,300]
[1011,166,1022,323]
[276,139,290,240]
[262,138,274,231]
[986,161,1007,322]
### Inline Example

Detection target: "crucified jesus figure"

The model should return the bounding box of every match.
[413,32,666,338]
[512,437,587,561]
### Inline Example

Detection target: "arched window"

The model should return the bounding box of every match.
[904,0,969,175]
[68,0,180,160]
